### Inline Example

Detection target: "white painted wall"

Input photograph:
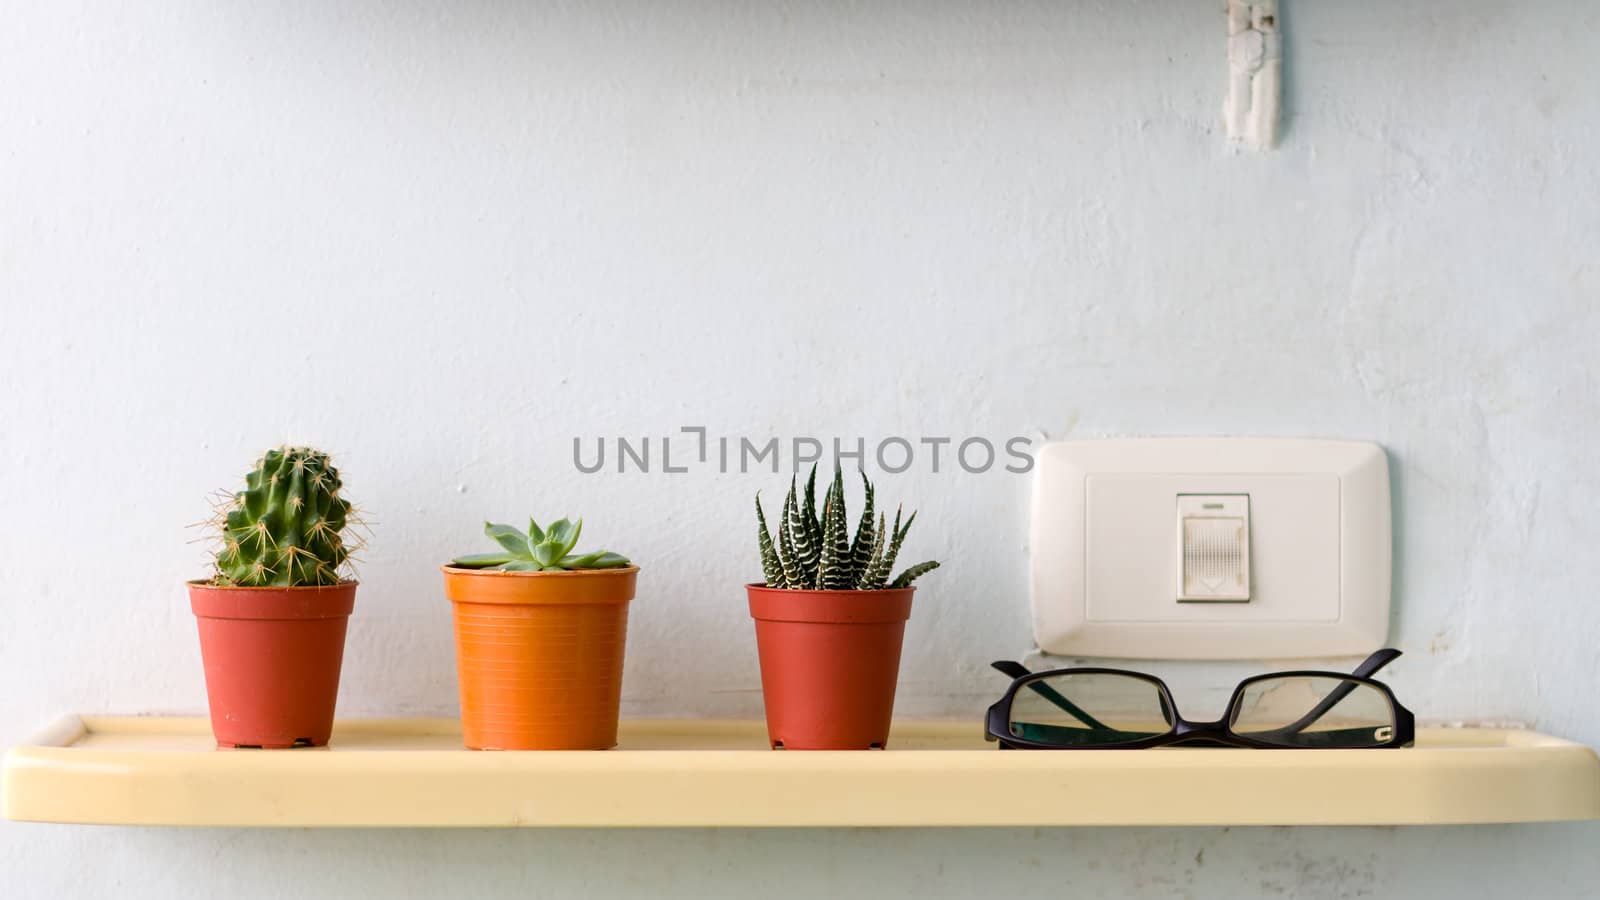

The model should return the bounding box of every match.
[3,1,1598,896]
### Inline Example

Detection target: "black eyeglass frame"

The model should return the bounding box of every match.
[984,649,1416,750]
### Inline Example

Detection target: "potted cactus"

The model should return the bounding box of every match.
[189,446,361,748]
[443,518,636,750]
[749,466,940,749]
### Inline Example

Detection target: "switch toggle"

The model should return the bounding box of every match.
[1177,494,1250,602]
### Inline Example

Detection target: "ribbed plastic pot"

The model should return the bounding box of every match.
[442,565,638,750]
[746,584,914,750]
[188,581,356,749]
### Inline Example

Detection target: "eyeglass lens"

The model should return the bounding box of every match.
[1228,676,1397,748]
[1007,673,1175,746]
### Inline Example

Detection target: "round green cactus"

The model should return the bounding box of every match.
[212,446,356,587]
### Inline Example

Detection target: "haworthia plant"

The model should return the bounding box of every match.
[451,517,630,572]
[209,446,360,587]
[756,465,940,590]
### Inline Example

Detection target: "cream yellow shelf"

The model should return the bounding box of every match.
[5,717,1598,827]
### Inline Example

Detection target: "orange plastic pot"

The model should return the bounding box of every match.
[442,565,639,750]
[747,584,914,750]
[188,581,356,749]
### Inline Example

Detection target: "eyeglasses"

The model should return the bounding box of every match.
[984,649,1415,750]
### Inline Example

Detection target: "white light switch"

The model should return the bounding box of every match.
[1177,494,1250,602]
[1030,438,1391,660]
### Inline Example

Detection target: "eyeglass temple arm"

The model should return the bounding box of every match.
[1274,649,1403,736]
[990,661,1113,731]
[1350,648,1402,679]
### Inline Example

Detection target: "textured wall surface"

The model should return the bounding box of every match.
[3,1,1598,897]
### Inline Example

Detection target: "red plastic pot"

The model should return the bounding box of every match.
[188,581,356,749]
[746,584,914,750]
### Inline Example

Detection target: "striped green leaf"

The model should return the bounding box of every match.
[889,560,940,588]
[756,493,784,588]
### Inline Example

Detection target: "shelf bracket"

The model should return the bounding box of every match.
[1224,0,1281,151]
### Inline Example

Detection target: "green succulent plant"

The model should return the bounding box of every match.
[209,446,359,587]
[755,465,939,591]
[451,517,631,571]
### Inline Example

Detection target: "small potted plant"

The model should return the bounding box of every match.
[444,518,636,750]
[749,466,940,749]
[189,446,362,748]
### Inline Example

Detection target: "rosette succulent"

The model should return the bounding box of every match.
[452,517,630,571]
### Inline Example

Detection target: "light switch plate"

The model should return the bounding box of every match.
[1030,438,1391,660]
